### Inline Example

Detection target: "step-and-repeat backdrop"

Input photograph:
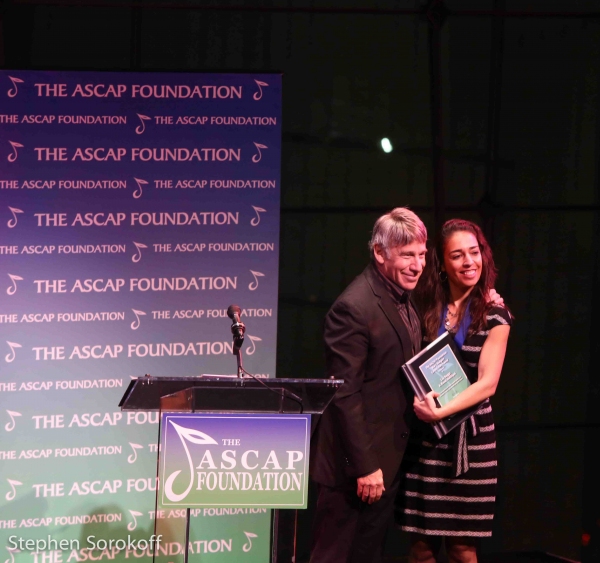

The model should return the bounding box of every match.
[0,70,281,563]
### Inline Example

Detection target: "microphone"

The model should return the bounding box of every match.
[227,304,245,347]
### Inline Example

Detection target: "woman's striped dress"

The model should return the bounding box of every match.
[395,305,512,537]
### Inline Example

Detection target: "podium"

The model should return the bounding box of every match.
[119,375,342,563]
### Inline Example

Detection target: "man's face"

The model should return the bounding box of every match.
[373,241,427,291]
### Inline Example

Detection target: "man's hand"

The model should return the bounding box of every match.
[487,288,504,307]
[356,469,385,504]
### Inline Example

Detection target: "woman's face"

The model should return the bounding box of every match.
[442,231,483,293]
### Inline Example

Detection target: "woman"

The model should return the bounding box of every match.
[396,219,512,563]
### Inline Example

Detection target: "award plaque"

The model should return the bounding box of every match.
[402,331,483,438]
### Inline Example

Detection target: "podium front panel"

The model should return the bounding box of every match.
[119,375,342,563]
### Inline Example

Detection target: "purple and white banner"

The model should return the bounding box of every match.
[0,70,281,563]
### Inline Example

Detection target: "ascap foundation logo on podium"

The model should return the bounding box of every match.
[160,413,310,508]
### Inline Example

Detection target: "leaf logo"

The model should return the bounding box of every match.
[133,177,148,199]
[5,341,22,363]
[130,309,146,330]
[8,141,24,163]
[127,510,143,531]
[249,270,265,291]
[5,479,22,501]
[246,334,262,356]
[132,241,148,263]
[7,207,24,228]
[253,79,269,101]
[4,547,20,563]
[243,531,258,552]
[251,206,266,226]
[7,76,24,97]
[164,421,218,503]
[252,142,268,163]
[135,114,151,134]
[7,274,23,296]
[127,442,144,463]
[5,411,22,432]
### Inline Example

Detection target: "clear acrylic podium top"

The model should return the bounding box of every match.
[119,375,343,414]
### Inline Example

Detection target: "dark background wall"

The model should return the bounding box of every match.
[1,1,598,561]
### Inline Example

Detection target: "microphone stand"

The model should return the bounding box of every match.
[228,313,304,411]
[231,320,246,379]
[235,342,244,379]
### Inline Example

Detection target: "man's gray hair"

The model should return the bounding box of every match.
[368,207,427,258]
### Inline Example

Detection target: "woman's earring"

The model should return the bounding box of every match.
[439,271,448,282]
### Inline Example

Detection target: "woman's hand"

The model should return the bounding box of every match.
[413,391,443,422]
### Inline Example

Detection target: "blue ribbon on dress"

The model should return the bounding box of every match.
[438,303,479,477]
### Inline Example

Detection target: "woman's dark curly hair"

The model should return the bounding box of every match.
[414,219,500,341]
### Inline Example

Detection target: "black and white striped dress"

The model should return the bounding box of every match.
[395,306,512,537]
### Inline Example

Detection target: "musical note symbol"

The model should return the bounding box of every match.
[7,207,24,228]
[133,177,148,199]
[5,341,22,363]
[132,241,148,263]
[242,531,258,552]
[5,411,22,432]
[135,114,151,134]
[249,270,265,291]
[7,76,24,98]
[246,335,262,356]
[6,274,23,296]
[127,442,144,463]
[130,309,146,330]
[4,546,20,563]
[5,479,22,501]
[127,510,143,531]
[252,142,268,163]
[251,206,266,226]
[8,141,24,163]
[164,421,218,503]
[253,80,269,101]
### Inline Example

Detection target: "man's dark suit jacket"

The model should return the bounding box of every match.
[311,263,416,489]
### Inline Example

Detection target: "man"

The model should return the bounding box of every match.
[310,207,428,563]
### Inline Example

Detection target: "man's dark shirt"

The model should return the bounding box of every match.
[373,264,422,357]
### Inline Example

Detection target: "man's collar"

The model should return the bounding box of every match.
[372,262,411,304]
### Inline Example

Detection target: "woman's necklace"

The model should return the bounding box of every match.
[444,304,458,332]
